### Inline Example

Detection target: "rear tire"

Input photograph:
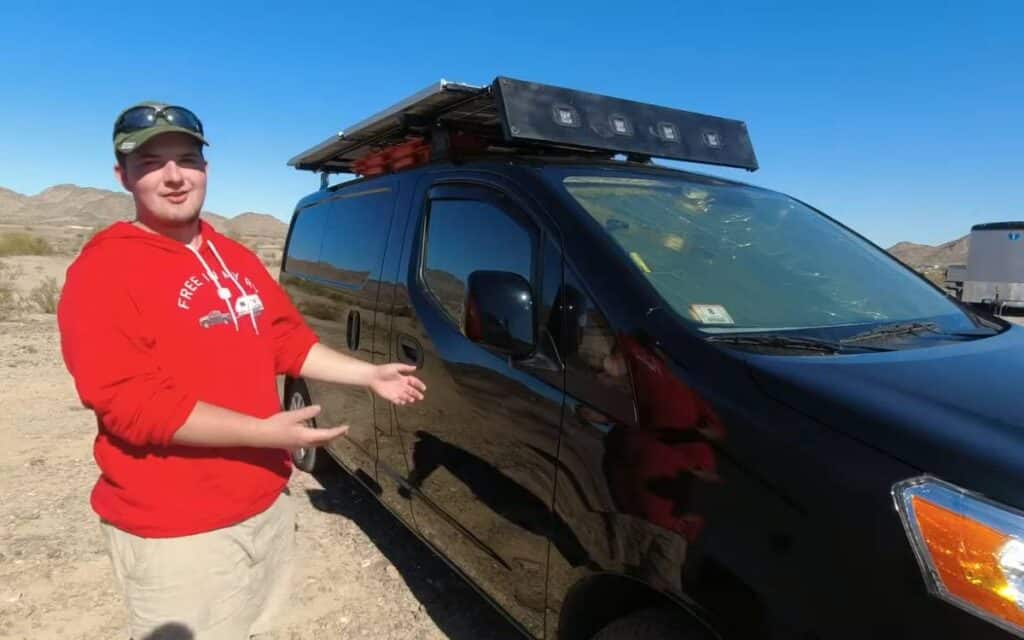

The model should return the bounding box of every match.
[285,379,332,474]
[591,607,706,640]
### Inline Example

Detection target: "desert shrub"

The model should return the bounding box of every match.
[78,225,106,251]
[28,277,61,314]
[0,233,54,257]
[0,262,22,320]
[224,229,262,253]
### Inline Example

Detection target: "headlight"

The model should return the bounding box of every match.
[893,475,1024,636]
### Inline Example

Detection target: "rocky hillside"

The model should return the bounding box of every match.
[888,235,970,268]
[0,184,288,261]
[887,235,971,286]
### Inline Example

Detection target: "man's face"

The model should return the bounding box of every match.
[115,133,207,226]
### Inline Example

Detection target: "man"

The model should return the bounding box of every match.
[57,102,426,639]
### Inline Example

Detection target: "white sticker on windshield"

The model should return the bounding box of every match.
[690,304,734,325]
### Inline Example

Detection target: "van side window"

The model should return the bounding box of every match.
[556,267,635,424]
[284,205,328,277]
[319,188,395,288]
[422,198,536,333]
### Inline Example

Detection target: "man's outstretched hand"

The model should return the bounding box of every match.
[171,401,347,449]
[255,405,349,450]
[299,344,427,406]
[369,363,427,406]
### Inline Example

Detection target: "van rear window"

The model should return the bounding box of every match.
[318,188,394,288]
[284,206,328,277]
[284,187,395,287]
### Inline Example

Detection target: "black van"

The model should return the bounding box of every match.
[278,78,1024,639]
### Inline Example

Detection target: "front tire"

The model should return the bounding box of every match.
[285,379,332,474]
[591,607,707,640]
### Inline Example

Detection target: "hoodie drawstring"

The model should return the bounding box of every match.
[185,241,243,332]
[206,240,259,335]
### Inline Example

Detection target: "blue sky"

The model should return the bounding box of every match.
[1,1,1021,248]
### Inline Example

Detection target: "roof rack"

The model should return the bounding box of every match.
[287,76,759,175]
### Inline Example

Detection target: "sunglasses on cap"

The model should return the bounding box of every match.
[113,105,204,138]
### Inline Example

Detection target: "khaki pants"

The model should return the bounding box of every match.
[100,490,295,640]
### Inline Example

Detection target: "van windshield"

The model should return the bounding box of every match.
[558,173,974,333]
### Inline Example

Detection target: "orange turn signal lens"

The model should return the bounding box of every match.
[894,476,1024,637]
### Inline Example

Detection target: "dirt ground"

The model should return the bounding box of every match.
[0,262,521,639]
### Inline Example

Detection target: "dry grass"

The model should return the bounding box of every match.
[0,232,54,257]
[0,262,24,320]
[0,260,63,316]
[0,273,16,320]
[76,225,106,252]
[27,277,61,314]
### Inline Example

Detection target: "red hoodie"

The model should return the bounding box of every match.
[58,219,318,538]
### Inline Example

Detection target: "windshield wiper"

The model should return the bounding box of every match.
[838,321,996,345]
[841,322,939,344]
[707,334,886,354]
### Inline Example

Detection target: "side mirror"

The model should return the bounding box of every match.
[465,270,535,357]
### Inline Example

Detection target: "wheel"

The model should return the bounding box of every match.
[285,379,332,474]
[591,607,707,640]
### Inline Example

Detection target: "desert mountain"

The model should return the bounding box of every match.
[0,183,288,260]
[888,235,970,268]
[0,187,28,212]
[0,184,285,239]
[228,212,290,237]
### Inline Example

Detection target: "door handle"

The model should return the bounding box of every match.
[397,333,423,367]
[346,310,361,351]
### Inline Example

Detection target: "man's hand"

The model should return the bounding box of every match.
[369,363,427,406]
[297,344,427,405]
[252,405,349,449]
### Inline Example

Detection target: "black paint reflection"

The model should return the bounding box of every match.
[281,272,380,478]
[544,333,727,635]
[402,430,593,569]
[394,271,563,638]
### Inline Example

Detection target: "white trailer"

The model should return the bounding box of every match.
[956,222,1024,312]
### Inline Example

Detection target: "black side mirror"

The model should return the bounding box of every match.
[465,270,535,357]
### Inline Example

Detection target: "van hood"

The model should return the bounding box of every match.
[742,325,1024,509]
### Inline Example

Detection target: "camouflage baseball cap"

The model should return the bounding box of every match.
[112,101,209,156]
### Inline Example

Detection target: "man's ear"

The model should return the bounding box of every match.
[113,162,129,191]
